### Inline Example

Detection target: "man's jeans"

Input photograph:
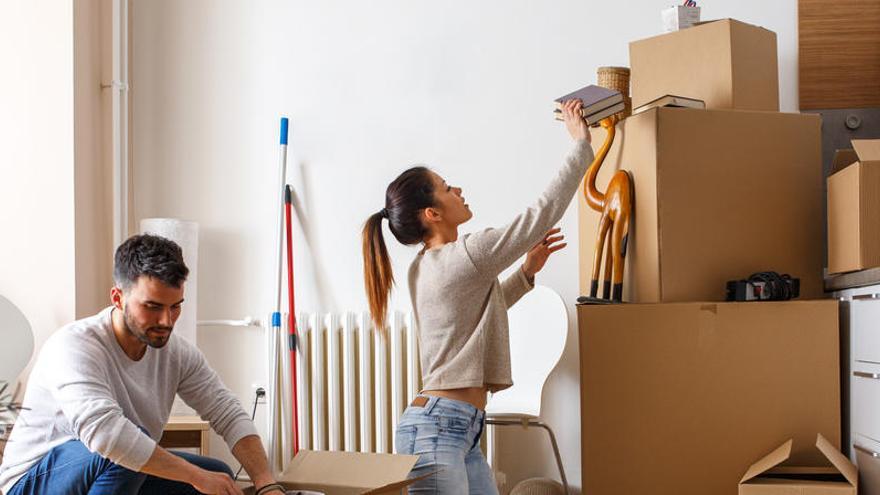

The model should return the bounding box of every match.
[394,395,498,494]
[7,437,234,495]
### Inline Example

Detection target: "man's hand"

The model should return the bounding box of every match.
[230,435,282,495]
[523,227,567,280]
[191,468,244,495]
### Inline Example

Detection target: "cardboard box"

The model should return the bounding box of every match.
[630,19,779,111]
[276,450,422,494]
[578,107,823,303]
[739,434,857,494]
[827,140,880,274]
[579,300,840,495]
[661,5,701,33]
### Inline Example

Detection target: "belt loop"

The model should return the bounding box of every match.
[423,395,440,415]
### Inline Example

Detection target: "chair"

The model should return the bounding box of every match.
[486,285,569,495]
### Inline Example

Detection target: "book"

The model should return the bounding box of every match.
[554,101,626,125]
[554,84,623,117]
[633,94,705,114]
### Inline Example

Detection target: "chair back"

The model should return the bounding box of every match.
[485,285,568,418]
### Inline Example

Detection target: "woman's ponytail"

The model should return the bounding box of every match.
[363,166,436,333]
[362,211,393,333]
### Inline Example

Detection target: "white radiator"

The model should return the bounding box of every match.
[268,310,421,465]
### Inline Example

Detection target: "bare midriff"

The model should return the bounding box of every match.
[422,387,488,410]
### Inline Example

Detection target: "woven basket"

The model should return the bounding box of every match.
[510,477,564,495]
[597,66,632,119]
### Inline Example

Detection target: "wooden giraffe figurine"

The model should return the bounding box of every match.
[584,115,633,301]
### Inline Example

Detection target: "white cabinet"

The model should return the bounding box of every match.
[852,297,880,364]
[853,434,880,495]
[852,365,880,443]
[835,284,880,494]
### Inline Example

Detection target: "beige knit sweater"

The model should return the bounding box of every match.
[407,139,594,393]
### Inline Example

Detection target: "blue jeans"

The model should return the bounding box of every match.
[394,395,498,495]
[7,438,234,495]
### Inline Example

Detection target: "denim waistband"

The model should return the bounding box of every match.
[413,395,485,426]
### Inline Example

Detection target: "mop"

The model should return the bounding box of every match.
[284,184,300,456]
[268,117,289,474]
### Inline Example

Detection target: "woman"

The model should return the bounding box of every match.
[361,99,593,493]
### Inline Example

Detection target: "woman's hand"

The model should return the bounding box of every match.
[562,99,591,143]
[523,228,567,281]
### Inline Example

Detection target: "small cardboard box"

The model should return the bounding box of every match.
[276,450,422,495]
[827,139,880,274]
[630,19,779,111]
[661,5,701,32]
[739,434,857,494]
[578,107,823,302]
[579,300,841,495]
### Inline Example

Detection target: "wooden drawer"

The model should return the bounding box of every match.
[851,296,880,364]
[853,434,880,495]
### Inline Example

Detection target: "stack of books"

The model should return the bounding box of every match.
[554,85,624,125]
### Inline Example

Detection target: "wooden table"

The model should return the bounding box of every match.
[160,416,210,455]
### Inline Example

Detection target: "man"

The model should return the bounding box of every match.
[0,234,285,495]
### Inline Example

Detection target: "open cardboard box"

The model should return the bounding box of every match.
[827,139,880,274]
[273,450,425,495]
[739,434,857,494]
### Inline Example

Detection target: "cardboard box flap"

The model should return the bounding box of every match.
[282,450,419,492]
[815,433,858,486]
[831,149,860,174]
[363,472,434,494]
[852,139,880,164]
[740,439,792,483]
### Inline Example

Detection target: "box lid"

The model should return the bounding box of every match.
[852,139,880,164]
[815,433,858,486]
[279,450,422,494]
[739,434,857,486]
[740,439,793,483]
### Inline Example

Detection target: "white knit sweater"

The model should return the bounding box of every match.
[408,139,594,393]
[0,307,257,493]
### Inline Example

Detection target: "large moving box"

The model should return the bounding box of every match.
[578,107,823,303]
[827,139,880,274]
[578,300,840,495]
[630,19,779,111]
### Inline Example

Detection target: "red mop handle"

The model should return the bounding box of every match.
[284,185,299,455]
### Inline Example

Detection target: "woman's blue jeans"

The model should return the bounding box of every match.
[395,395,498,494]
[7,437,233,495]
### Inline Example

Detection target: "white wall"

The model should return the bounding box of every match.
[0,1,77,386]
[74,0,114,319]
[131,1,799,491]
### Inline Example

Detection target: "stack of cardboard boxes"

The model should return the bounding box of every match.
[578,19,853,495]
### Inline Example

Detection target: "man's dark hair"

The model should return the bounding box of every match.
[114,234,189,290]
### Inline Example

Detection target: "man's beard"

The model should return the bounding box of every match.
[122,305,173,348]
